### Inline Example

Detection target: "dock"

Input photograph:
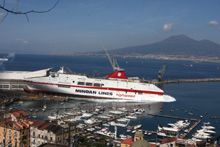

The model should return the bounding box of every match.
[179,120,201,139]
[147,113,198,121]
[148,113,201,139]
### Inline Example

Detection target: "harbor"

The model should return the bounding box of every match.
[0,54,220,146]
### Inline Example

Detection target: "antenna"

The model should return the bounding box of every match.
[103,45,123,71]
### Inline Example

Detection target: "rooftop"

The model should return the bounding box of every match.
[121,138,135,145]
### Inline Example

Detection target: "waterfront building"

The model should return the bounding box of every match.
[121,131,151,147]
[30,120,74,147]
[159,138,177,147]
[132,131,151,147]
[121,138,134,147]
[0,110,32,147]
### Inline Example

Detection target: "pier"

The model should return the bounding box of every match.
[148,113,199,121]
[148,113,201,139]
[179,120,201,139]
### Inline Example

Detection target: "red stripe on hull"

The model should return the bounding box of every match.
[24,80,164,96]
[23,88,131,100]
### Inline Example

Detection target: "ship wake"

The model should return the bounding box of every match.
[163,95,176,102]
[69,95,176,103]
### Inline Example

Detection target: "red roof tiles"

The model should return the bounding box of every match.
[121,138,135,145]
[11,110,28,119]
[32,120,45,127]
[160,138,177,144]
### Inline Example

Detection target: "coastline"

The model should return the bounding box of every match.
[1,52,220,63]
[45,53,220,63]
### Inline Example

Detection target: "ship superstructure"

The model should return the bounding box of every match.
[24,66,165,102]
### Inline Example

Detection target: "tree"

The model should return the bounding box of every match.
[0,0,59,21]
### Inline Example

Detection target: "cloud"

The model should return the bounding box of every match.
[207,21,218,26]
[163,23,175,32]
[15,38,29,44]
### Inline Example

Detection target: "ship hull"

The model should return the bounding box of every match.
[23,65,173,102]
[25,80,165,102]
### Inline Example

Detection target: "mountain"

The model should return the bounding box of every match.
[105,34,220,57]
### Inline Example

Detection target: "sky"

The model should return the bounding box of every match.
[0,0,220,54]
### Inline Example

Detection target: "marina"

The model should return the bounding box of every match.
[1,93,219,142]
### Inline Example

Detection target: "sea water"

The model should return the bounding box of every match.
[0,53,220,142]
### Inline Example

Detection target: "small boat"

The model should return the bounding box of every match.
[202,125,215,130]
[64,111,75,116]
[148,132,152,136]
[103,123,110,127]
[32,115,37,118]
[157,125,179,138]
[117,118,130,122]
[109,121,129,127]
[183,64,193,67]
[95,128,115,138]
[132,130,136,134]
[48,115,58,120]
[93,111,99,115]
[95,126,101,129]
[68,116,82,122]
[118,107,128,112]
[98,115,110,119]
[119,134,127,140]
[126,115,137,119]
[109,110,123,115]
[135,111,143,115]
[0,58,8,61]
[197,129,216,134]
[192,137,203,142]
[134,124,142,130]
[82,113,93,118]
[127,129,131,133]
[202,122,215,130]
[76,124,86,129]
[87,127,95,132]
[84,118,97,125]
[42,104,47,111]
[193,133,211,140]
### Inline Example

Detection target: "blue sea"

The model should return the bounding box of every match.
[1,53,220,143]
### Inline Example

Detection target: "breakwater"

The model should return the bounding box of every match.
[142,78,220,84]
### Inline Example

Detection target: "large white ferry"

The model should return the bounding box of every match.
[24,48,175,102]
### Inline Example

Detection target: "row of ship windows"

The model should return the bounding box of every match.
[58,82,104,88]
[77,82,104,87]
